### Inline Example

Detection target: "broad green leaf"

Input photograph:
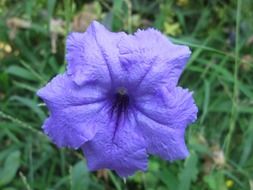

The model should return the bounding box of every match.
[159,169,179,189]
[70,161,90,190]
[6,66,37,81]
[0,151,21,187]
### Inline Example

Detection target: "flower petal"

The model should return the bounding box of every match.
[118,29,191,92]
[37,74,108,148]
[136,110,189,160]
[134,87,197,160]
[66,21,124,87]
[82,110,148,177]
[134,87,198,128]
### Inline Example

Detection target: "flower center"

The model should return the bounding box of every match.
[110,87,130,128]
[117,87,127,96]
[110,87,130,140]
[112,87,129,115]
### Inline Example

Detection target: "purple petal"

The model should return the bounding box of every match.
[133,87,197,160]
[37,74,108,148]
[136,110,189,160]
[82,110,148,177]
[66,21,124,87]
[118,28,191,93]
[134,87,198,128]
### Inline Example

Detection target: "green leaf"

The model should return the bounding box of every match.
[178,153,199,190]
[70,161,90,190]
[10,96,46,121]
[204,171,227,190]
[47,0,56,21]
[6,66,37,81]
[159,169,179,189]
[0,72,9,92]
[2,187,17,190]
[0,150,21,187]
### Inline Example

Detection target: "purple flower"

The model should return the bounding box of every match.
[37,21,198,177]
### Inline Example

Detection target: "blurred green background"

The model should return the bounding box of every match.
[0,0,253,189]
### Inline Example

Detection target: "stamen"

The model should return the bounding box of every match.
[117,87,127,95]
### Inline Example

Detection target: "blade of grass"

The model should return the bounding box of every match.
[64,0,72,34]
[170,37,233,58]
[200,79,210,124]
[124,0,132,33]
[19,171,32,190]
[0,110,45,137]
[10,96,46,121]
[225,0,242,158]
[20,60,46,83]
[108,171,122,190]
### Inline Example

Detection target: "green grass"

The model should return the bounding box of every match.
[0,0,253,189]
